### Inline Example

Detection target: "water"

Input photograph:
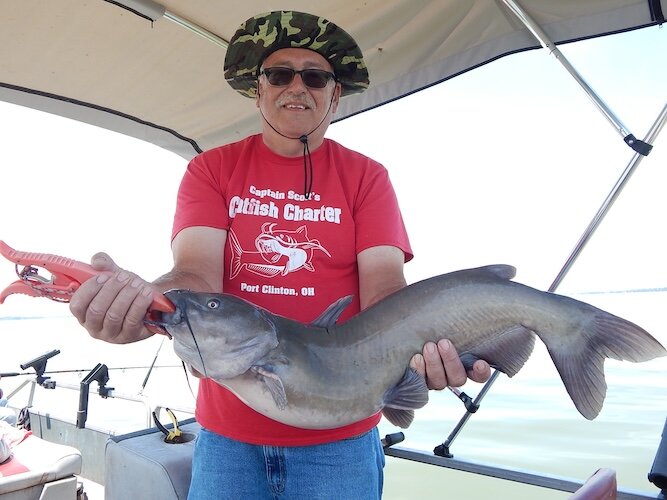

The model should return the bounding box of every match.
[0,291,665,498]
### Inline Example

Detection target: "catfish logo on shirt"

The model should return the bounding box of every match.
[229,223,330,279]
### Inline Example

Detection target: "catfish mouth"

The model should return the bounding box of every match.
[145,289,208,377]
[160,289,202,326]
[154,307,184,327]
[143,289,188,333]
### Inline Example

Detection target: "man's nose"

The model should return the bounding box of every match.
[285,72,309,92]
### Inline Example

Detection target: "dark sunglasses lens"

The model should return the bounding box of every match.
[266,68,294,86]
[301,70,331,88]
[264,68,333,88]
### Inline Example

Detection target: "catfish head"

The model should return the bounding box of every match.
[160,290,279,379]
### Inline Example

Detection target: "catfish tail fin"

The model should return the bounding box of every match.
[544,309,666,420]
[228,230,244,280]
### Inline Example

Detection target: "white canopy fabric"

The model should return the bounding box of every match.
[1,0,664,159]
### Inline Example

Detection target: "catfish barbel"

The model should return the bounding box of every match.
[156,265,666,429]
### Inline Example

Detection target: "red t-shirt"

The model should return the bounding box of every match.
[172,134,412,446]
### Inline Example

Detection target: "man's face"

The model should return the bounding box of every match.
[257,48,341,140]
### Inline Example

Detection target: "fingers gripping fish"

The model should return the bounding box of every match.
[157,265,666,430]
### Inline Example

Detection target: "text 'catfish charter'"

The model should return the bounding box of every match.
[229,196,342,224]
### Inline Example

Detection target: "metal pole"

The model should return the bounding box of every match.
[434,0,667,456]
[550,101,667,291]
[438,101,667,455]
[434,370,502,457]
[386,446,658,499]
[163,10,229,49]
[434,0,666,455]
[108,0,229,49]
[499,0,652,156]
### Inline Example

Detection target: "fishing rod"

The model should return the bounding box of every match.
[139,336,196,400]
[3,348,195,430]
[140,336,166,393]
[0,365,182,378]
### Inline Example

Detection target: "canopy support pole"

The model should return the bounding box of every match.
[549,101,667,291]
[500,0,653,156]
[106,0,229,48]
[163,10,229,49]
[433,3,667,451]
[437,99,667,458]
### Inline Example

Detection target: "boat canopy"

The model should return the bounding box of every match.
[1,0,664,159]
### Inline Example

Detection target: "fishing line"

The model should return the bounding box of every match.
[0,365,182,378]
[180,360,198,403]
[183,310,208,378]
[137,310,199,400]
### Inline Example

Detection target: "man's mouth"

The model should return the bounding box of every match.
[284,103,308,110]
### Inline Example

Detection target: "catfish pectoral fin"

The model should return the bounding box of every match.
[382,368,429,427]
[382,368,429,410]
[380,369,426,428]
[252,366,288,410]
[382,408,415,429]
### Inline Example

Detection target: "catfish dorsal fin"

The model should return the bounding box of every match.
[479,264,516,280]
[310,296,354,328]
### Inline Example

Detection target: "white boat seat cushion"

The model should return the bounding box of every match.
[0,424,81,496]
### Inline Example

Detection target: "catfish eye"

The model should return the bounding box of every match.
[207,299,221,309]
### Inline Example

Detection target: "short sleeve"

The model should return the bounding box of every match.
[353,165,413,262]
[171,150,230,240]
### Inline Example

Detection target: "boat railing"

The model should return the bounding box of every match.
[4,364,195,431]
[383,442,663,499]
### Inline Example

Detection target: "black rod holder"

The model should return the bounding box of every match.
[76,363,113,429]
[19,349,60,388]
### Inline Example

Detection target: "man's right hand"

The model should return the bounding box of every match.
[69,252,156,344]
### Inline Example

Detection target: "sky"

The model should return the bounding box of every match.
[0,24,665,320]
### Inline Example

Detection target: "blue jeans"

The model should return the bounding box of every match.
[188,428,385,499]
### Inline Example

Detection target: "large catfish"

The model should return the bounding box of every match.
[157,265,666,429]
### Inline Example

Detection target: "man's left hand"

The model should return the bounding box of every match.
[409,339,491,390]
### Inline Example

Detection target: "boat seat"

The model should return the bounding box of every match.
[105,418,200,500]
[569,468,617,500]
[0,426,82,500]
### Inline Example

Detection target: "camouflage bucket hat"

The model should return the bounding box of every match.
[224,10,369,98]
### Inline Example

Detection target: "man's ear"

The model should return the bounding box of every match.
[331,83,342,113]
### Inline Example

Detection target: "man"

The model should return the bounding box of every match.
[70,11,490,498]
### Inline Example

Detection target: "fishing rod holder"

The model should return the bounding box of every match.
[76,363,114,429]
[19,349,60,388]
[381,432,405,449]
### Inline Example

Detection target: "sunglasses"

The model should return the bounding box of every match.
[260,67,336,89]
